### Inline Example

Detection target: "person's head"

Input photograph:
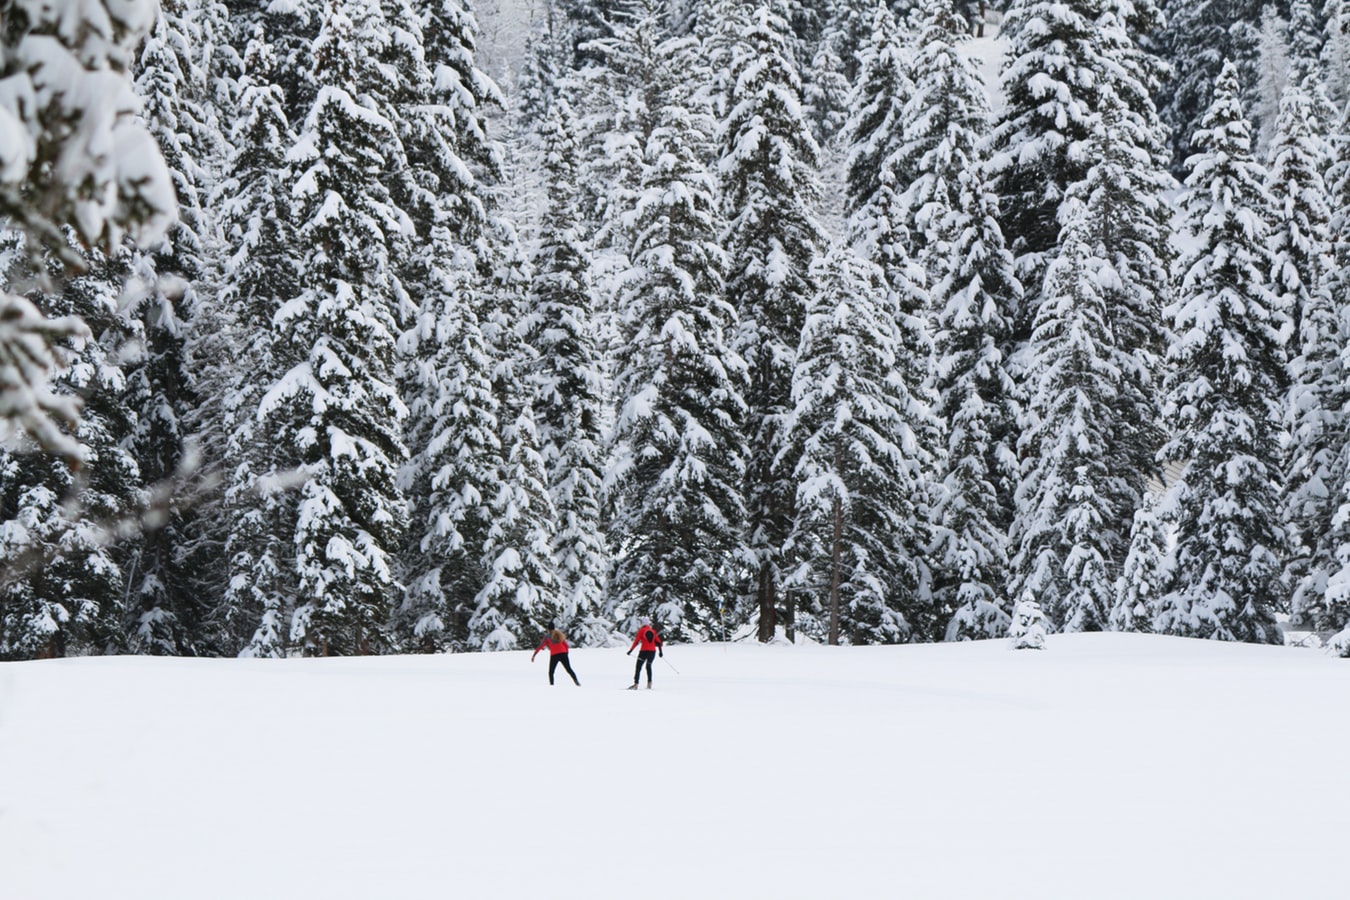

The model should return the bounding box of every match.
[640,617,652,628]
[550,628,564,643]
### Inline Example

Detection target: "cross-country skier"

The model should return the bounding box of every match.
[626,618,663,689]
[532,627,580,686]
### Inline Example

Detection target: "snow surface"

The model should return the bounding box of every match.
[2,634,1347,899]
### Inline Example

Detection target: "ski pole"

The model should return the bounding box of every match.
[663,655,680,675]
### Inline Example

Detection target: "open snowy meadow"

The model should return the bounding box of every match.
[2,634,1347,900]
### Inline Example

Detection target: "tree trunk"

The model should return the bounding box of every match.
[756,561,777,642]
[828,494,842,646]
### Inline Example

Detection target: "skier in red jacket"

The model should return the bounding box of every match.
[532,628,580,686]
[626,617,663,689]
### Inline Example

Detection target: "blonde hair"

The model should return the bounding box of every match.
[550,629,565,643]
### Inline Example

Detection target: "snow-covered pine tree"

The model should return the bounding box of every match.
[1008,189,1130,634]
[212,30,306,657]
[269,0,412,655]
[1074,32,1175,529]
[1155,62,1288,644]
[0,0,175,462]
[1287,0,1340,149]
[1265,74,1333,345]
[557,0,625,68]
[1285,93,1350,626]
[836,1,947,638]
[995,1,1171,632]
[381,0,469,256]
[414,0,506,247]
[396,259,502,652]
[515,26,569,133]
[1008,595,1047,649]
[841,10,946,327]
[1269,73,1338,628]
[694,0,752,121]
[168,0,241,654]
[783,246,930,644]
[1287,0,1328,82]
[381,1,561,655]
[119,0,236,655]
[0,479,112,659]
[607,30,748,641]
[523,100,609,644]
[469,364,560,651]
[1110,491,1172,632]
[0,250,144,659]
[118,267,208,656]
[1309,102,1350,637]
[473,207,561,652]
[720,4,826,642]
[929,160,1022,642]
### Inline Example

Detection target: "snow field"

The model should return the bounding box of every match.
[1,634,1347,899]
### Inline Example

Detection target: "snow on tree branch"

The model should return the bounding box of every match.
[0,0,176,462]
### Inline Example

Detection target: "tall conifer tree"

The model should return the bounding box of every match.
[1274,74,1341,629]
[1009,193,1129,634]
[1315,105,1350,638]
[121,0,235,655]
[396,266,502,651]
[392,0,517,652]
[720,4,825,641]
[0,254,142,659]
[783,247,930,643]
[525,100,609,643]
[930,163,1022,641]
[609,30,747,640]
[1155,63,1287,644]
[268,0,412,655]
[216,31,306,657]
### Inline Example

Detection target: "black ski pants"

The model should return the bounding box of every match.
[633,650,655,685]
[549,653,579,685]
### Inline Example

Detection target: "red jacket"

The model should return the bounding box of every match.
[532,637,569,660]
[629,626,662,653]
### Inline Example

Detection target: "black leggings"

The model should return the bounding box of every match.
[633,650,655,685]
[549,654,579,685]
